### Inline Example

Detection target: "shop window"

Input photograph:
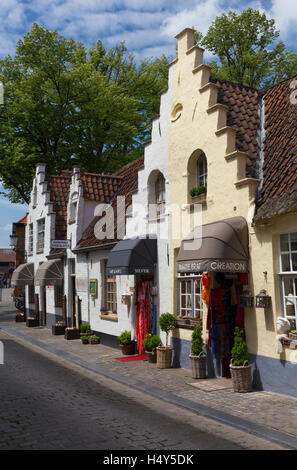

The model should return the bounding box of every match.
[28,285,35,304]
[55,285,63,308]
[178,273,203,322]
[280,232,297,328]
[28,223,33,255]
[37,218,45,252]
[197,153,207,188]
[155,174,166,217]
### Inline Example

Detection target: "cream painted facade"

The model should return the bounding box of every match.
[167,28,297,393]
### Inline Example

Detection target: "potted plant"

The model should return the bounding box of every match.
[143,333,161,363]
[118,330,134,355]
[100,308,108,316]
[230,327,252,393]
[64,327,80,340]
[81,335,89,344]
[26,316,39,327]
[15,313,25,323]
[80,324,92,336]
[189,324,206,379]
[52,321,66,335]
[89,335,100,344]
[156,313,177,369]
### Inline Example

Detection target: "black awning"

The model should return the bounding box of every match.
[106,238,157,275]
[177,216,249,273]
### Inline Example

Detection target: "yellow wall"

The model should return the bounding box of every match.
[167,28,297,363]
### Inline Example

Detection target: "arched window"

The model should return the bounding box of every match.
[155,174,166,217]
[197,153,207,188]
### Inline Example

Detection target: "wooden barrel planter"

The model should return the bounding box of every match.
[230,360,252,393]
[189,352,207,379]
[156,346,172,369]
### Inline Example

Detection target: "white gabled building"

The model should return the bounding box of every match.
[73,69,173,350]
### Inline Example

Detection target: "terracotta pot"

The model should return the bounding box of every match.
[120,342,135,355]
[145,350,157,363]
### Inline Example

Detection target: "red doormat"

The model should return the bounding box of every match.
[115,354,147,362]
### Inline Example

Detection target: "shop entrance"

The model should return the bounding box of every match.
[135,274,157,354]
[205,272,247,378]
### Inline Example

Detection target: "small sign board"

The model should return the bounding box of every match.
[51,239,71,249]
[89,279,98,296]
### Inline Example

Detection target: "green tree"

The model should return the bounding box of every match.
[0,23,169,203]
[195,8,297,89]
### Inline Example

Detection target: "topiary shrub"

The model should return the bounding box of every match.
[191,324,204,356]
[143,333,161,352]
[80,323,91,333]
[231,327,250,366]
[159,313,177,347]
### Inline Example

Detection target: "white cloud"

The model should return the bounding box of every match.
[0,223,12,231]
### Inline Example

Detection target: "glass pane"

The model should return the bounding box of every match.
[280,234,289,252]
[281,253,290,271]
[291,232,297,251]
[292,253,297,272]
[283,277,294,296]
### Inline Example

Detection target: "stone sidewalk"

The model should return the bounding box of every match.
[1,304,297,450]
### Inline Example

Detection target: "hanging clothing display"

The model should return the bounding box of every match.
[206,271,248,378]
[136,281,151,354]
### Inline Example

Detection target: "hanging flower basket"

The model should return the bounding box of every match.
[230,360,252,393]
[189,352,207,379]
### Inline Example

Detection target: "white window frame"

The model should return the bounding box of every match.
[37,218,45,252]
[178,272,203,321]
[279,231,297,327]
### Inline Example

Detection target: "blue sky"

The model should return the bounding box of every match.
[0,0,296,246]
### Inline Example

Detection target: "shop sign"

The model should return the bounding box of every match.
[178,259,247,273]
[51,239,71,249]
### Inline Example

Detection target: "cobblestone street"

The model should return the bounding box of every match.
[0,303,296,450]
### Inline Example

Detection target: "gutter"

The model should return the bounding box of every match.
[72,241,117,254]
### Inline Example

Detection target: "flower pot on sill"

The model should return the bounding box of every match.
[52,325,66,335]
[145,350,157,364]
[189,352,206,379]
[230,360,252,393]
[64,328,80,340]
[120,342,135,355]
[156,346,172,369]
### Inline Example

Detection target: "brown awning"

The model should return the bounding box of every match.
[177,216,249,273]
[35,259,63,286]
[11,263,34,286]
